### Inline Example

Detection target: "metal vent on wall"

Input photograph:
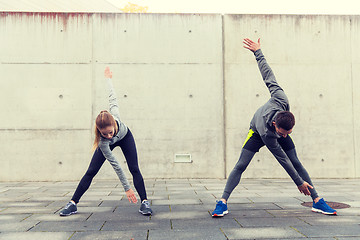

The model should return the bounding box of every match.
[174,154,192,163]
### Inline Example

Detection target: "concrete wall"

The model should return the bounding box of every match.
[0,12,359,181]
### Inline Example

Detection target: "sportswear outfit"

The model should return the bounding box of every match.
[60,77,152,216]
[212,49,336,217]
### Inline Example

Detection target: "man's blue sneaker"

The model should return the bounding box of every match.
[312,198,337,215]
[59,201,77,216]
[212,200,228,217]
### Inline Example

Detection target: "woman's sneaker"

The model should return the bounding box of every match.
[312,198,337,215]
[139,200,153,215]
[59,201,77,216]
[212,200,228,217]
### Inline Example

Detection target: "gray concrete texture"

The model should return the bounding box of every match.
[0,13,359,180]
[1,178,360,239]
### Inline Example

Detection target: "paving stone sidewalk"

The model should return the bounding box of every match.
[0,178,359,240]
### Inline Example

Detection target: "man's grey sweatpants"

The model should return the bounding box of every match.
[221,137,319,201]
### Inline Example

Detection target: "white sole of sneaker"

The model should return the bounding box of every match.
[212,210,228,217]
[139,210,152,215]
[311,208,337,215]
[60,211,77,217]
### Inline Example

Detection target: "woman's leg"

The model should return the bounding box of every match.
[118,129,147,202]
[71,148,106,204]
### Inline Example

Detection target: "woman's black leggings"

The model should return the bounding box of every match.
[71,129,147,203]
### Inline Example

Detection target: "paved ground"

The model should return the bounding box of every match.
[0,178,359,240]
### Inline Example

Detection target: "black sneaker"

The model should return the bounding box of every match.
[59,201,77,216]
[139,200,153,215]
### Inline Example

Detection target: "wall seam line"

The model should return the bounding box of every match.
[221,14,227,179]
[350,16,356,177]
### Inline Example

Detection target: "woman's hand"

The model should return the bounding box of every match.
[243,38,261,52]
[104,66,113,79]
[125,189,138,203]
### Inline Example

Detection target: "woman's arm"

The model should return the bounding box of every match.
[99,142,138,203]
[104,67,121,121]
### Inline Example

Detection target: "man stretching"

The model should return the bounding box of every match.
[212,38,337,217]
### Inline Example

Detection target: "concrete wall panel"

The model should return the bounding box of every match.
[0,130,92,181]
[0,13,92,63]
[92,13,223,64]
[353,64,360,178]
[224,15,351,64]
[0,64,92,129]
[351,17,360,177]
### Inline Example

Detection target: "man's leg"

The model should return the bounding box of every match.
[221,148,256,201]
[278,135,336,215]
[278,135,319,200]
[212,130,264,217]
[286,148,319,200]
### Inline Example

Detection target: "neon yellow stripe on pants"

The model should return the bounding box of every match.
[242,129,255,148]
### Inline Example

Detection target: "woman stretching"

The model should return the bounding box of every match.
[59,67,152,216]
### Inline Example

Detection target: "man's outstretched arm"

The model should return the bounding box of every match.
[243,38,261,52]
[243,38,287,103]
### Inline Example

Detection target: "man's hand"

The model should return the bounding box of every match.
[297,181,313,196]
[125,189,138,203]
[243,38,261,52]
[104,66,113,79]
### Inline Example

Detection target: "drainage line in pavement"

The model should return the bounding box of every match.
[246,197,254,203]
[233,217,244,227]
[296,216,312,226]
[67,231,76,240]
[20,213,33,222]
[265,209,276,217]
[0,207,7,213]
[62,191,70,197]
[54,206,63,214]
[112,206,118,213]
[290,226,308,238]
[85,213,93,221]
[44,201,54,207]
[219,227,229,240]
[273,202,284,209]
[26,221,41,232]
[99,221,106,231]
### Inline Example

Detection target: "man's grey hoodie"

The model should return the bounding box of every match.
[250,49,304,186]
